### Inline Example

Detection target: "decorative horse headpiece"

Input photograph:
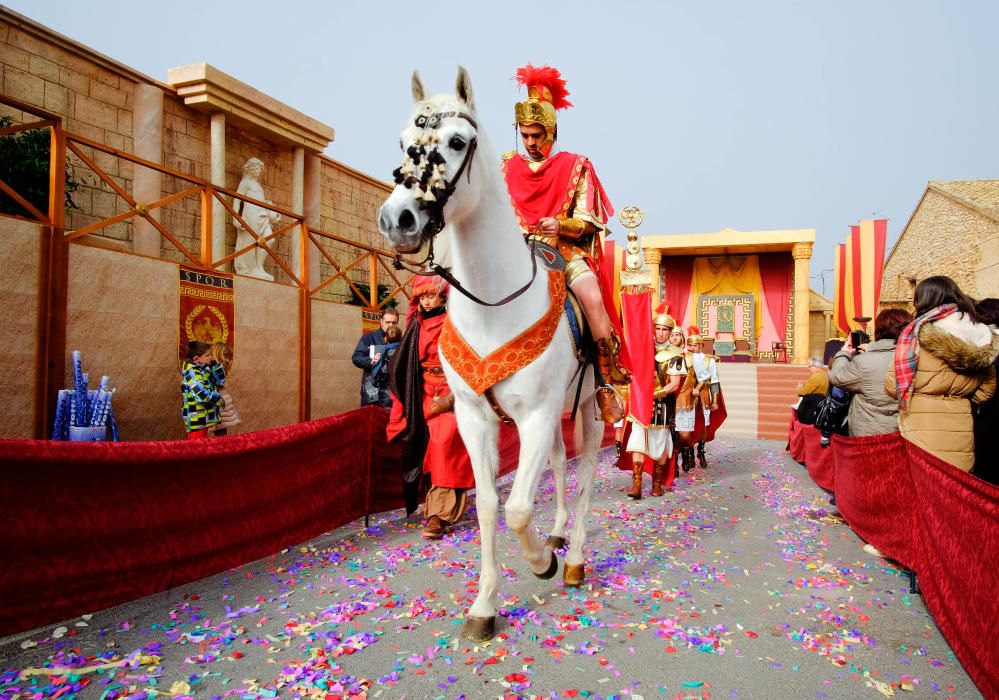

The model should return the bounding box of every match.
[652,302,675,330]
[514,64,572,158]
[391,68,479,245]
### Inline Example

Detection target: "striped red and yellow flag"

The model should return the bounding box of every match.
[834,243,848,335]
[853,219,888,323]
[833,219,888,335]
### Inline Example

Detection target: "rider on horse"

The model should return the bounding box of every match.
[502,63,631,424]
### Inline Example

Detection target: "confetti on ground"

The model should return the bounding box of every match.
[0,438,979,699]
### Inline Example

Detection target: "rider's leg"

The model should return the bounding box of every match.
[568,274,629,423]
[571,275,612,340]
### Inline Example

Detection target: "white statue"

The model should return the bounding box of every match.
[233,157,280,281]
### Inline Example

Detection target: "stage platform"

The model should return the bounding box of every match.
[714,363,809,440]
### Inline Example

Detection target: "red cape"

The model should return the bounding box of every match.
[502,151,613,230]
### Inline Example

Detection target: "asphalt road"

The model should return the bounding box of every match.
[0,438,981,699]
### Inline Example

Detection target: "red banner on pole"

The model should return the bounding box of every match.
[621,290,653,425]
[178,266,235,362]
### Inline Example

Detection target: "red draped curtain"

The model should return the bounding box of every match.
[663,256,695,329]
[758,253,793,344]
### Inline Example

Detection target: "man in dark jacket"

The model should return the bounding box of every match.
[351,308,400,407]
[973,298,999,484]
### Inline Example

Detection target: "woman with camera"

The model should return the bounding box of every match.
[828,308,913,437]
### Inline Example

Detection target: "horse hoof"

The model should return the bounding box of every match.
[461,615,496,642]
[545,535,567,550]
[563,563,585,587]
[534,551,559,580]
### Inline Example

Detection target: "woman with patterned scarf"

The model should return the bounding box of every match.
[884,276,998,471]
[387,277,474,539]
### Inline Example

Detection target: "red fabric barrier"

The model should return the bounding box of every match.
[801,423,835,491]
[831,433,919,570]
[788,410,807,463]
[905,442,999,700]
[0,409,376,636]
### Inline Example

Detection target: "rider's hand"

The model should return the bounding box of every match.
[537,217,560,237]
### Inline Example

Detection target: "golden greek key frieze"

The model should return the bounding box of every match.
[180,286,234,303]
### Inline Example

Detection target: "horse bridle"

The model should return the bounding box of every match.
[391,109,540,307]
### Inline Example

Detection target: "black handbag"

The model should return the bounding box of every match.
[813,387,851,436]
[796,394,824,425]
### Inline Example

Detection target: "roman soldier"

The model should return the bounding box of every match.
[623,303,684,498]
[675,326,724,471]
[502,63,630,424]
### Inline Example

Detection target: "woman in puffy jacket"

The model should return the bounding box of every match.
[885,276,998,471]
[828,308,912,436]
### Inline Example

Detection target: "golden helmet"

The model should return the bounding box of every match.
[514,64,572,156]
[652,302,675,330]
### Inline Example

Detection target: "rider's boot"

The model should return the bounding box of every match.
[596,333,632,385]
[595,336,628,423]
[696,440,708,469]
[627,457,644,500]
[651,460,664,497]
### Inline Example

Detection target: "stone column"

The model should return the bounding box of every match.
[210,113,227,267]
[303,153,322,289]
[291,146,305,279]
[643,248,662,308]
[823,310,833,343]
[791,243,813,364]
[132,84,163,257]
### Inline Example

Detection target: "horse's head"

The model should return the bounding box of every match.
[378,67,480,255]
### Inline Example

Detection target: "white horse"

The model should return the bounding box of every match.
[378,67,604,642]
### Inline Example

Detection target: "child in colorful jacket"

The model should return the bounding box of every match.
[181,341,223,438]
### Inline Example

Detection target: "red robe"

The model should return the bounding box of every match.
[387,311,474,489]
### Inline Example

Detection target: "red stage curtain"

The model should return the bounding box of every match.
[758,253,793,344]
[905,442,999,700]
[663,256,695,328]
[0,409,377,636]
[832,433,919,570]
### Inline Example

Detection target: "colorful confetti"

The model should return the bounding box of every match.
[0,439,979,698]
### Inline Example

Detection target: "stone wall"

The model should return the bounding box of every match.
[1,15,139,242]
[881,188,998,306]
[316,157,393,304]
[0,219,41,438]
[0,231,355,440]
[0,8,406,439]
[1,10,391,297]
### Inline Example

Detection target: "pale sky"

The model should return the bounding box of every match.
[10,0,999,294]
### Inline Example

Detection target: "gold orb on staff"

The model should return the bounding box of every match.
[618,206,651,287]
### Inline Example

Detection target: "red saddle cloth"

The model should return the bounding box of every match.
[439,270,565,395]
